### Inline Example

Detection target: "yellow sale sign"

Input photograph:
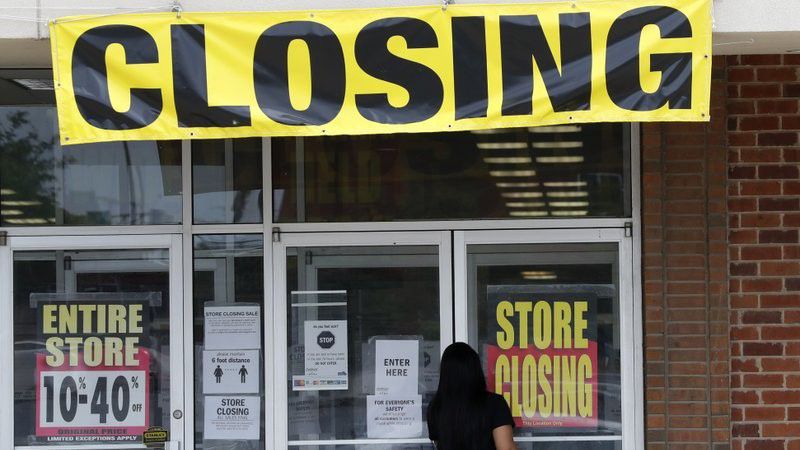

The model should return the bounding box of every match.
[50,0,711,145]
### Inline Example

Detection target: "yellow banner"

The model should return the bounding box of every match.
[50,0,711,145]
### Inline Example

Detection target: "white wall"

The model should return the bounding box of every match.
[0,0,798,67]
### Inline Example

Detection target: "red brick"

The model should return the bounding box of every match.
[745,441,785,450]
[763,390,800,404]
[742,342,784,356]
[760,197,800,211]
[740,116,780,131]
[730,132,757,146]
[762,326,800,340]
[784,116,800,129]
[744,374,784,388]
[729,100,756,115]
[740,181,782,195]
[740,246,782,261]
[758,132,799,146]
[741,55,783,65]
[763,423,800,437]
[728,166,756,180]
[731,262,758,276]
[730,198,757,212]
[758,67,800,82]
[745,406,785,421]
[758,164,800,179]
[731,229,758,244]
[740,213,782,227]
[741,311,782,324]
[759,230,799,244]
[762,295,800,308]
[787,83,800,97]
[741,84,781,98]
[786,246,800,259]
[733,423,760,437]
[729,67,755,82]
[741,278,784,293]
[761,261,800,275]
[740,149,783,163]
[733,390,760,404]
[757,99,799,114]
[786,182,800,195]
[762,358,800,372]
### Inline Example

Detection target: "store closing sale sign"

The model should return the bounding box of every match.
[486,288,598,429]
[50,0,711,145]
[35,299,150,443]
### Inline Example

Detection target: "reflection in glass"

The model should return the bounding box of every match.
[12,249,171,446]
[468,243,622,439]
[273,124,630,222]
[193,139,263,224]
[286,246,440,442]
[193,234,264,450]
[290,445,434,450]
[515,441,622,450]
[0,107,182,226]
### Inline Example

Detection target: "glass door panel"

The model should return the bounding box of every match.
[8,235,183,449]
[455,229,635,450]
[273,232,451,449]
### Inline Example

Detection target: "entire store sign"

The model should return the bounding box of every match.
[50,0,711,145]
[485,289,599,428]
[35,300,150,443]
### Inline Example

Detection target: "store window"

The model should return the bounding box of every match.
[284,245,441,447]
[193,234,265,449]
[466,242,622,449]
[192,139,263,224]
[12,249,172,446]
[272,124,630,222]
[0,106,182,226]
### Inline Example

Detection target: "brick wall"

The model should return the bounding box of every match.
[727,54,800,450]
[642,56,730,449]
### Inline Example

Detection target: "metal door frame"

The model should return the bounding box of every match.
[454,227,642,450]
[0,234,185,450]
[271,230,452,449]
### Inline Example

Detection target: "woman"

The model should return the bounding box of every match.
[427,342,518,450]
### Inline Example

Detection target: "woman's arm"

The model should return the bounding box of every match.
[492,425,518,450]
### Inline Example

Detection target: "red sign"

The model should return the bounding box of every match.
[486,343,598,428]
[486,291,599,429]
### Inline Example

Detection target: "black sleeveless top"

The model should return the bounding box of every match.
[428,392,515,450]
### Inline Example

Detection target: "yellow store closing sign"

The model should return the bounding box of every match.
[50,0,711,145]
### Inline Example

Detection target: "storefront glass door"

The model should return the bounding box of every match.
[272,231,452,449]
[2,235,185,450]
[273,228,638,450]
[455,228,638,450]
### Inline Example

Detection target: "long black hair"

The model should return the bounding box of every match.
[427,342,488,450]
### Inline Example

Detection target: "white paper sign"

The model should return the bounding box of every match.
[288,393,321,435]
[203,350,259,394]
[204,306,261,350]
[293,320,348,390]
[203,396,261,440]
[374,340,419,396]
[366,395,423,439]
[422,341,440,394]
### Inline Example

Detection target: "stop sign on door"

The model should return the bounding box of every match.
[317,331,335,349]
